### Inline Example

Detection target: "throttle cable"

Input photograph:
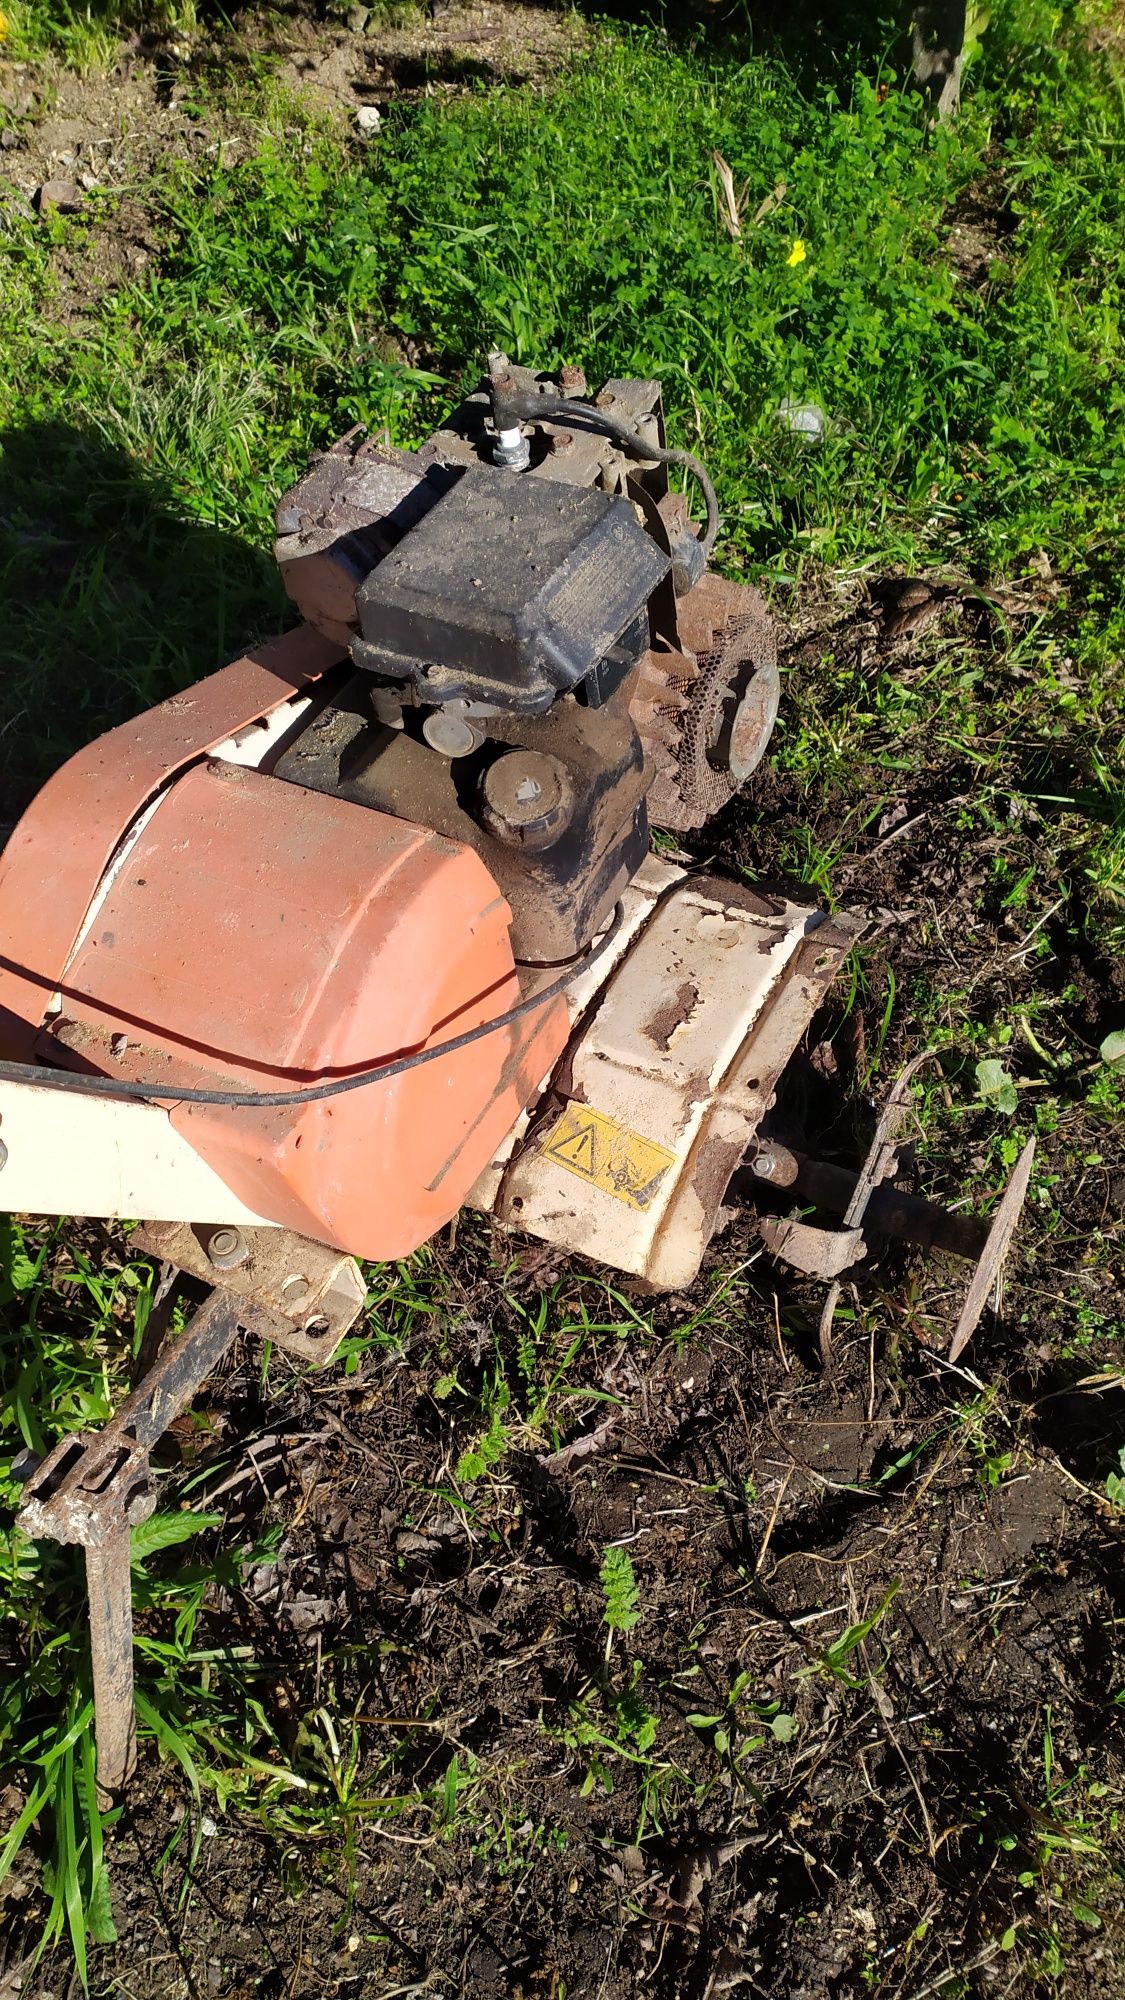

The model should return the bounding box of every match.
[0,904,626,1111]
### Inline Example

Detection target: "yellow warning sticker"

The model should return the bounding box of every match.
[542,1103,676,1210]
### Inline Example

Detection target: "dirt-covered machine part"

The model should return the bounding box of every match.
[0,357,1032,1794]
[275,355,781,852]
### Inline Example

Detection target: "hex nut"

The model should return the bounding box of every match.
[204,1226,249,1271]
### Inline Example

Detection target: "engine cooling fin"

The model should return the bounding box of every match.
[632,573,780,833]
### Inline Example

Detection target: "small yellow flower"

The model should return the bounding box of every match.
[786,239,807,268]
[0,10,8,42]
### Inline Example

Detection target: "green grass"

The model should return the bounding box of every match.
[2,0,202,67]
[1,0,1124,1981]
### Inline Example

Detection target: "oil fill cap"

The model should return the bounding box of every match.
[479,750,574,851]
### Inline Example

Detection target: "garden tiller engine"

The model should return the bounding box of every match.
[0,359,1032,1793]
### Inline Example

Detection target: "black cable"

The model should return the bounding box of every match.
[0,903,626,1111]
[491,390,721,562]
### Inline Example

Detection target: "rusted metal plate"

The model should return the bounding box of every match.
[948,1139,1035,1363]
[757,1216,867,1279]
[132,1222,366,1363]
[482,872,864,1290]
[86,1530,138,1798]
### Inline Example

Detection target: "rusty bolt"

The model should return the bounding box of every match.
[547,430,576,457]
[559,364,587,397]
[750,1144,799,1188]
[204,1226,249,1271]
[487,350,516,399]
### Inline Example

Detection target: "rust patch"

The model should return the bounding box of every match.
[688,1128,749,1233]
[644,979,700,1052]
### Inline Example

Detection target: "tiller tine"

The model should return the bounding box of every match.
[756,1052,1036,1365]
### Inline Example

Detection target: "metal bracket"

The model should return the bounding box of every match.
[16,1226,366,1798]
[131,1221,365,1363]
[756,1216,867,1282]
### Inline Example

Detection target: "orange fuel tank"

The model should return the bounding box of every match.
[2,744,567,1261]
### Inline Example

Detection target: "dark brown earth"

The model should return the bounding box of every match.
[2,13,1124,2000]
[66,1184,1125,2000]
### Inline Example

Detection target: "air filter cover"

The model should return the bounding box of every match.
[352,466,669,714]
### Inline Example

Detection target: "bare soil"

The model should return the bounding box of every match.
[0,3,589,319]
[83,1184,1125,2000]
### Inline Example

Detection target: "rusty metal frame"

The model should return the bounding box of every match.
[16,1228,366,1798]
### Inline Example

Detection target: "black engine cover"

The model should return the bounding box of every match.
[351,465,669,715]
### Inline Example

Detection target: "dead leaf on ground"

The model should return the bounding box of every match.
[712,150,742,238]
[750,178,788,226]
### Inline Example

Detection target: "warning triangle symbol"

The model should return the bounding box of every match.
[552,1121,597,1176]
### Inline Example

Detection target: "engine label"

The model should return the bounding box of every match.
[541,1103,676,1211]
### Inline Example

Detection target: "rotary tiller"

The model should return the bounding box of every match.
[0,359,1032,1791]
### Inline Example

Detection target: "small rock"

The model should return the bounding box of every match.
[34,179,82,216]
[347,4,370,29]
[0,128,21,150]
[355,104,382,136]
[777,395,827,440]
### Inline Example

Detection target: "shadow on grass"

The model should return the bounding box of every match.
[560,0,910,84]
[0,420,286,823]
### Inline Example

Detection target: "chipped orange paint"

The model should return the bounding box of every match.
[0,644,568,1259]
[0,626,343,1056]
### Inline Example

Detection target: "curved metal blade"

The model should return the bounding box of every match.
[948,1139,1036,1363]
